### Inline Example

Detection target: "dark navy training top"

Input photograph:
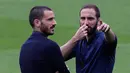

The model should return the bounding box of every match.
[19,31,70,73]
[66,31,117,73]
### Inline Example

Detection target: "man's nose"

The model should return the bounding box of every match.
[53,20,57,25]
[84,19,89,25]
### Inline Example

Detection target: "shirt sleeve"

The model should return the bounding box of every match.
[44,41,70,73]
[103,35,118,55]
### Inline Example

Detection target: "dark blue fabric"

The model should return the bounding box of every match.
[67,31,117,73]
[19,31,70,73]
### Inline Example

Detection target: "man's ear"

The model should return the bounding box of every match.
[97,18,102,26]
[34,19,41,28]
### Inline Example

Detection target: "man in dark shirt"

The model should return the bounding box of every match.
[61,4,117,73]
[19,6,70,73]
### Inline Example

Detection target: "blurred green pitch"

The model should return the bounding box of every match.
[0,0,130,73]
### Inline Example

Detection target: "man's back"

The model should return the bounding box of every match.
[19,31,70,73]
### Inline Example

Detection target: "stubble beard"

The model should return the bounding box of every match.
[40,22,54,36]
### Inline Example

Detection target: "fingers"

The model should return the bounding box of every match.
[79,25,88,34]
[104,25,110,32]
[97,22,110,33]
[97,24,104,31]
[98,19,102,26]
[83,30,88,36]
[73,25,88,41]
[80,24,88,30]
[80,25,88,38]
[101,24,107,32]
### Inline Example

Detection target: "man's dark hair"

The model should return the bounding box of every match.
[29,6,52,27]
[80,4,100,19]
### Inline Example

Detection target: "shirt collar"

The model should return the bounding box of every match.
[32,31,48,37]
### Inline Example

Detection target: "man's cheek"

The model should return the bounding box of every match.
[80,23,84,26]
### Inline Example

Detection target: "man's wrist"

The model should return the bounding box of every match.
[71,36,79,43]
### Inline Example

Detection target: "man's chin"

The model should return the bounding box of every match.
[88,26,97,36]
[49,33,54,35]
[88,30,96,36]
[42,31,54,36]
[48,32,54,35]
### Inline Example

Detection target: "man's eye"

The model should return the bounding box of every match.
[87,17,94,20]
[48,18,53,21]
[81,17,85,20]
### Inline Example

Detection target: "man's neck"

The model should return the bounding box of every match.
[33,29,48,37]
[86,32,97,43]
[33,28,41,32]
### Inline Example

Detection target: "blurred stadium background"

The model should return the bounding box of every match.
[0,0,130,73]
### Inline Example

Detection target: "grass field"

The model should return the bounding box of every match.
[0,0,130,73]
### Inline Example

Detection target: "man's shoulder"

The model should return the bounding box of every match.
[45,39,58,46]
[28,38,58,48]
[96,32,104,37]
[95,32,105,40]
[21,38,59,54]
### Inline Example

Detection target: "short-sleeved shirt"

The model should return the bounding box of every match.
[67,31,117,73]
[19,31,70,73]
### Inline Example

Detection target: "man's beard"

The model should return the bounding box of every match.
[87,23,98,36]
[40,22,54,36]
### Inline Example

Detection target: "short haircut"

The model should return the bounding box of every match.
[29,6,52,27]
[80,4,100,19]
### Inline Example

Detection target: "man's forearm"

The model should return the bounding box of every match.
[61,25,88,60]
[104,28,116,43]
[60,36,78,60]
